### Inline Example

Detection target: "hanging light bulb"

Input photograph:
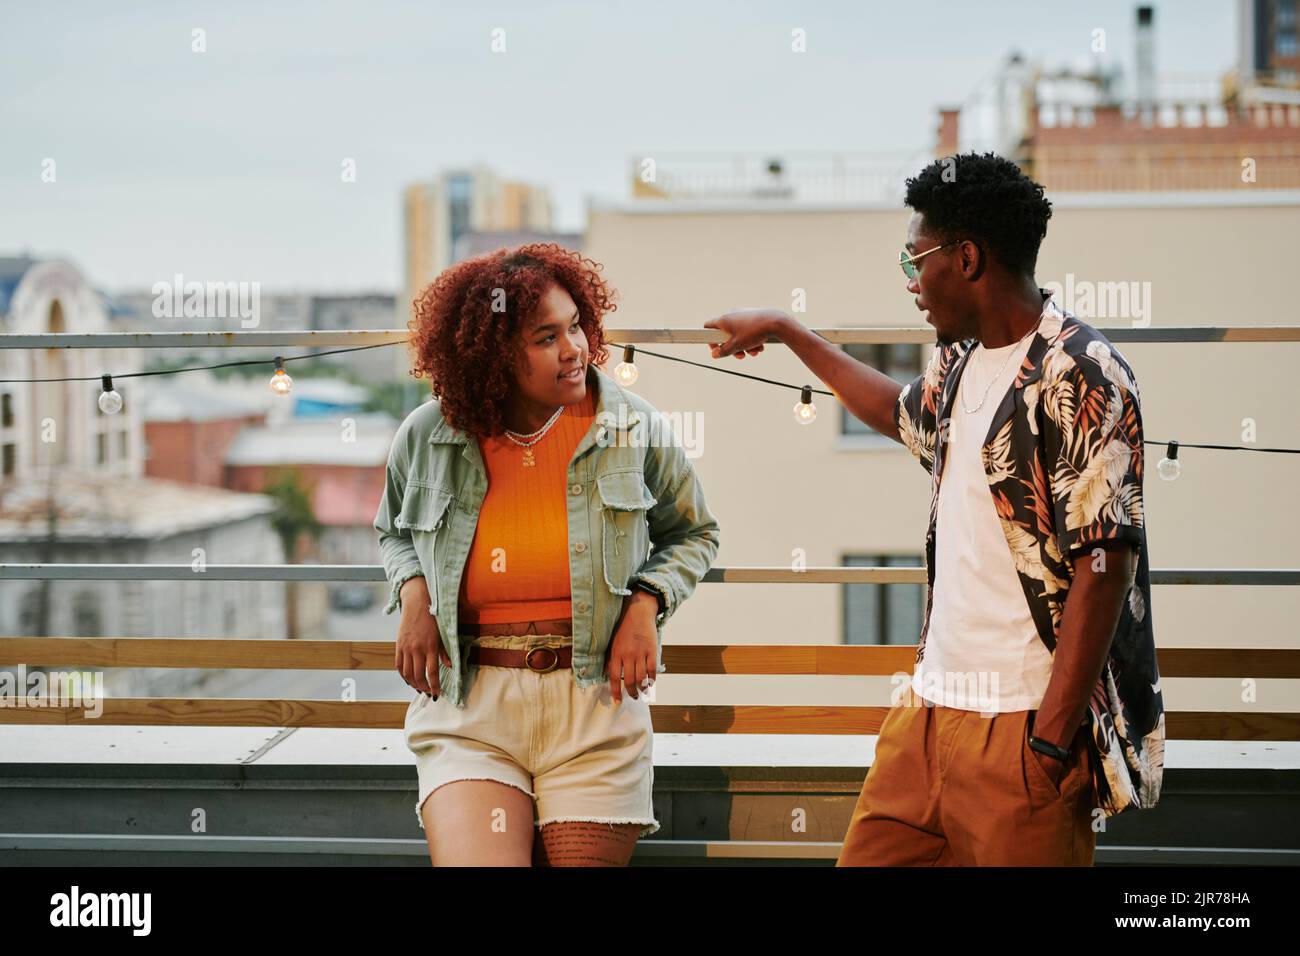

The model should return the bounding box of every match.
[793,385,817,425]
[614,344,639,386]
[269,356,293,396]
[97,373,123,415]
[1157,440,1181,481]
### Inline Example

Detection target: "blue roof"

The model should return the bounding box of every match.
[0,256,37,316]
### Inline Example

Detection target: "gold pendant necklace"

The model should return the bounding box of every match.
[504,404,565,468]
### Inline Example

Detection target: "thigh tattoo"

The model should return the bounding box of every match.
[534,821,642,867]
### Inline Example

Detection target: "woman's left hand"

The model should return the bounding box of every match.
[605,591,660,703]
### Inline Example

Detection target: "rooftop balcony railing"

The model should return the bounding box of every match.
[2,327,1298,865]
[627,150,934,204]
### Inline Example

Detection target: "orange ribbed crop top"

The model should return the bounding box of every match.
[457,388,597,624]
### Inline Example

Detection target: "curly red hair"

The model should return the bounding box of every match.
[407,243,616,438]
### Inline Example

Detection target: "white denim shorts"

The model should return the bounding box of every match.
[404,633,659,838]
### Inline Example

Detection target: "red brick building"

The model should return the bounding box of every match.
[936,4,1300,191]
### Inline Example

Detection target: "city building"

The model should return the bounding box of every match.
[0,257,289,683]
[112,290,400,384]
[1240,0,1299,85]
[140,370,404,622]
[223,410,400,571]
[140,377,265,486]
[402,166,554,318]
[0,257,141,480]
[935,5,1300,191]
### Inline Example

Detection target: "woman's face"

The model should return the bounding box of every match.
[512,282,590,411]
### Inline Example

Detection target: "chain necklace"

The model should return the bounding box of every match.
[960,318,1042,414]
[503,404,565,467]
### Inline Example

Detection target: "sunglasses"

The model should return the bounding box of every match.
[899,240,961,279]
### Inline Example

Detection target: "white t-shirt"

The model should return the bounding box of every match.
[910,331,1054,713]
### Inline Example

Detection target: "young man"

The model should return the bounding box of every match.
[704,152,1163,866]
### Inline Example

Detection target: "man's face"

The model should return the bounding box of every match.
[904,211,974,346]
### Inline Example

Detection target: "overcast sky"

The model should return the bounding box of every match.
[2,0,1236,293]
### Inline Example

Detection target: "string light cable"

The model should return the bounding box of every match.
[605,342,1300,478]
[2,337,1297,479]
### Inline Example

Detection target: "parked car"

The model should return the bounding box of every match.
[330,585,376,613]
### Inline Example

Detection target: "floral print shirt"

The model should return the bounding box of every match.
[894,291,1164,817]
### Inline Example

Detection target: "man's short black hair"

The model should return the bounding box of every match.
[904,152,1052,276]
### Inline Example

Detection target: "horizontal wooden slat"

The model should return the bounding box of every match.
[3,639,1298,678]
[1,699,1297,739]
[0,637,394,670]
[0,698,408,729]
[664,645,922,675]
[653,705,890,734]
[664,647,1300,678]
[1156,648,1300,679]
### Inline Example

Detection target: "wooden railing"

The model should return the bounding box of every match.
[3,634,1298,740]
[2,329,1298,740]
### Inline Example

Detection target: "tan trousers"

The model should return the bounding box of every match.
[837,684,1098,866]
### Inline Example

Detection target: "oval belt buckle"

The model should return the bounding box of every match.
[525,646,560,673]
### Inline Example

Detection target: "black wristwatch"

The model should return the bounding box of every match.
[1026,712,1071,762]
[1028,735,1070,762]
[631,579,667,615]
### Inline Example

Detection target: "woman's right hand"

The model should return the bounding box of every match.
[395,576,452,697]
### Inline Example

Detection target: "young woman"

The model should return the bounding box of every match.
[374,243,720,867]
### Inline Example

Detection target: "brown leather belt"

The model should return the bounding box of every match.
[468,644,572,672]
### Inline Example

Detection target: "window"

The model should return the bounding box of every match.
[839,343,924,442]
[2,444,14,476]
[447,174,473,250]
[96,432,107,465]
[19,588,43,635]
[1,391,12,427]
[842,554,925,645]
[183,582,199,637]
[73,590,102,637]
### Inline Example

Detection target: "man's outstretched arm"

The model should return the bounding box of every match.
[704,310,905,443]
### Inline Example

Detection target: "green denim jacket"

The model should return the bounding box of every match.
[373,364,720,708]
